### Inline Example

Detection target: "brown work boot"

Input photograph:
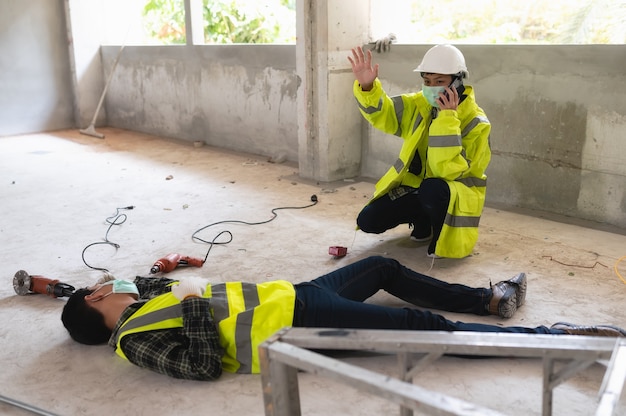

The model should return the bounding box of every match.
[496,273,527,308]
[550,322,626,337]
[488,281,518,319]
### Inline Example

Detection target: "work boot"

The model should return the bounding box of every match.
[550,322,626,337]
[488,281,518,319]
[496,273,527,308]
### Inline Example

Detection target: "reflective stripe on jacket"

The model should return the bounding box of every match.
[114,280,296,374]
[353,79,491,258]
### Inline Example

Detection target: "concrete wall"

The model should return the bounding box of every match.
[361,45,626,228]
[100,43,626,228]
[101,45,299,162]
[0,0,75,136]
[65,0,116,129]
[1,0,624,229]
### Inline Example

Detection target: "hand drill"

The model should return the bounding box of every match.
[150,253,205,274]
[13,270,75,298]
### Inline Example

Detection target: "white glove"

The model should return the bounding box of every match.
[373,33,397,53]
[171,277,206,301]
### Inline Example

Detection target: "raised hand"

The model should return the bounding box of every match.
[347,46,379,91]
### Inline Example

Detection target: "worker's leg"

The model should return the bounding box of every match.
[417,178,450,254]
[294,282,556,334]
[356,192,428,234]
[306,256,491,315]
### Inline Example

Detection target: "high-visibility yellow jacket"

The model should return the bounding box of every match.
[354,79,491,258]
[114,280,295,374]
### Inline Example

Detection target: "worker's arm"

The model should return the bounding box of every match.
[353,79,419,136]
[427,107,491,181]
[350,45,407,135]
[119,297,224,380]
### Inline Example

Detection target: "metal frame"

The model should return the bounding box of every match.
[259,328,626,416]
[0,394,59,416]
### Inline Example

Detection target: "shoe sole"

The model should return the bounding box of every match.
[489,283,518,319]
[497,290,517,319]
[509,273,527,308]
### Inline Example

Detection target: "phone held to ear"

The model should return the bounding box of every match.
[442,78,464,101]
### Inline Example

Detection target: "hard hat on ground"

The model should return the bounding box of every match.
[414,44,469,78]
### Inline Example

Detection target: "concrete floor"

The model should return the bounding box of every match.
[1,128,625,416]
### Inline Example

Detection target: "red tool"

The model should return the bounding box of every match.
[328,246,348,257]
[150,253,205,274]
[13,270,75,298]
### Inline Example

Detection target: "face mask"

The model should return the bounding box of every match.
[422,85,446,108]
[93,280,139,299]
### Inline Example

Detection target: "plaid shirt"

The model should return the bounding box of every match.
[108,276,223,380]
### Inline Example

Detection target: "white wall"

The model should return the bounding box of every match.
[0,0,75,136]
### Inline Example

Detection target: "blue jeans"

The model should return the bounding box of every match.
[293,256,560,335]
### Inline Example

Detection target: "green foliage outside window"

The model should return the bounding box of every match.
[142,0,624,45]
[397,0,625,44]
[143,0,296,44]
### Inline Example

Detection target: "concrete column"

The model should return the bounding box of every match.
[296,0,370,182]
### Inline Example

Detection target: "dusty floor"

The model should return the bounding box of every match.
[1,128,625,416]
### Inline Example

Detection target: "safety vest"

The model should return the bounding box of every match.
[114,280,296,374]
[354,79,491,258]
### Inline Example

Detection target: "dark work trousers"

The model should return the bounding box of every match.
[293,256,560,334]
[356,178,450,253]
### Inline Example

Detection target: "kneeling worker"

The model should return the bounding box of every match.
[348,44,491,258]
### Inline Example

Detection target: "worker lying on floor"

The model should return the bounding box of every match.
[61,256,626,380]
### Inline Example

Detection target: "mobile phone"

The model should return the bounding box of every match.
[442,77,463,100]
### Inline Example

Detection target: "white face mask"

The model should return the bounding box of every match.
[422,85,446,108]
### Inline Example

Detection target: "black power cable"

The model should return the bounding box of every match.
[80,195,319,271]
[81,206,135,272]
[192,195,319,262]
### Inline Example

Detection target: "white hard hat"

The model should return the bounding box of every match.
[414,44,468,78]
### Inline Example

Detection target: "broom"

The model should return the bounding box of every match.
[80,45,125,139]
